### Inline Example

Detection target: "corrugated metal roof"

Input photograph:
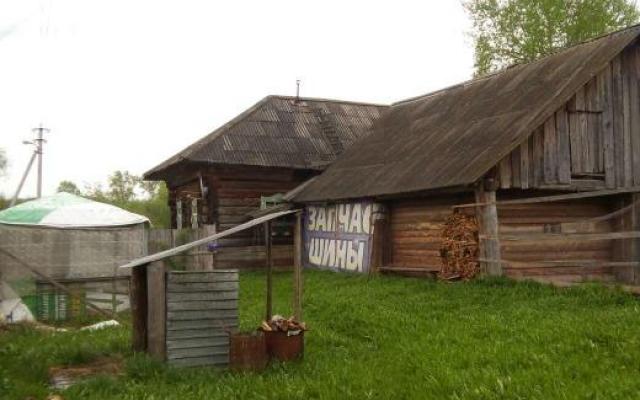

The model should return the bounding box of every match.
[295,25,640,202]
[145,96,387,179]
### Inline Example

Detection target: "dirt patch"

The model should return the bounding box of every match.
[49,356,123,389]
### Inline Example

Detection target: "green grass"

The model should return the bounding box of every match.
[2,270,640,399]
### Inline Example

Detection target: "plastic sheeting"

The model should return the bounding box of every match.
[0,192,148,228]
[0,281,34,323]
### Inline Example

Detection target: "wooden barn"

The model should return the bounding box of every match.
[294,25,640,286]
[144,95,386,268]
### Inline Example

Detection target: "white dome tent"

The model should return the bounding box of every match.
[0,193,149,321]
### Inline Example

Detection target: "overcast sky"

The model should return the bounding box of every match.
[0,0,474,198]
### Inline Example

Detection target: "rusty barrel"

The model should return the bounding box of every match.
[264,330,304,361]
[229,332,268,371]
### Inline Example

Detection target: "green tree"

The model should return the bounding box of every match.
[464,0,640,75]
[56,180,82,195]
[107,170,139,203]
[139,180,160,198]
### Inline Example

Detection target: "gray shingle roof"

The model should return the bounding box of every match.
[295,25,640,202]
[145,96,387,179]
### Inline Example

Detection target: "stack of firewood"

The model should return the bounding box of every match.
[260,315,306,332]
[439,211,480,280]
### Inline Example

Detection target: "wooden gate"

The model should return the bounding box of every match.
[165,270,239,367]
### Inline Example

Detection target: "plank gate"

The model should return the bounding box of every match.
[165,270,239,368]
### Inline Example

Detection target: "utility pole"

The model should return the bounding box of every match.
[10,125,49,206]
[34,125,47,198]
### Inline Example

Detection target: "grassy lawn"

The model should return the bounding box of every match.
[2,270,640,399]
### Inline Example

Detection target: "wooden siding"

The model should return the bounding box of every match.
[166,166,305,270]
[388,196,472,273]
[498,197,615,284]
[498,43,640,191]
[165,270,238,368]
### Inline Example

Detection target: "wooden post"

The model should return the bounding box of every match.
[130,264,148,352]
[632,194,640,285]
[265,221,273,321]
[147,260,167,361]
[191,198,199,229]
[475,180,502,276]
[370,207,388,274]
[176,200,183,230]
[293,212,303,321]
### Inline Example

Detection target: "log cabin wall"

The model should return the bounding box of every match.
[498,42,640,191]
[496,194,616,285]
[168,165,311,270]
[387,195,473,276]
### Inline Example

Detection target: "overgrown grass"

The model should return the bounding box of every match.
[2,270,640,399]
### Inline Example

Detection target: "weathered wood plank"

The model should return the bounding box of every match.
[599,64,616,188]
[532,126,544,187]
[293,211,303,320]
[167,337,229,350]
[130,265,147,352]
[499,156,512,189]
[494,231,640,242]
[612,55,626,186]
[167,346,228,360]
[166,329,229,340]
[585,77,600,173]
[520,141,529,189]
[265,221,273,321]
[167,300,237,311]
[167,282,239,292]
[543,115,558,183]
[555,107,571,183]
[166,291,238,302]
[632,47,640,186]
[147,261,166,361]
[569,93,583,172]
[166,318,238,331]
[511,146,521,187]
[168,355,228,368]
[623,51,633,187]
[476,184,502,276]
[168,271,238,282]
[453,185,640,208]
[167,309,238,321]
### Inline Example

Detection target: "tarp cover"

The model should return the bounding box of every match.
[0,192,149,228]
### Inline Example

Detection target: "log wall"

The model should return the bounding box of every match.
[166,166,307,270]
[497,196,616,284]
[388,195,473,275]
[498,42,640,191]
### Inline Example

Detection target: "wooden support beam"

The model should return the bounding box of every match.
[370,208,388,274]
[131,264,148,352]
[632,194,640,285]
[147,260,166,361]
[491,230,640,242]
[293,212,303,321]
[475,182,502,276]
[265,221,273,321]
[454,185,640,209]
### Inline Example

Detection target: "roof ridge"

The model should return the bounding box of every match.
[394,23,640,106]
[267,95,389,108]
